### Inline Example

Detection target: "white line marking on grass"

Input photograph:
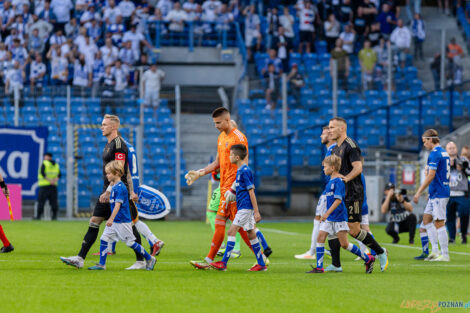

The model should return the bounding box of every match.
[382,243,470,256]
[259,228,470,257]
[409,264,468,267]
[258,228,306,236]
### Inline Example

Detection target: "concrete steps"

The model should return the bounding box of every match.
[180,113,219,218]
[412,7,470,91]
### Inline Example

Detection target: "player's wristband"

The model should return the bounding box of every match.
[0,181,6,188]
[106,185,112,192]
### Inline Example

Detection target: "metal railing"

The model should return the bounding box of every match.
[147,20,240,52]
[0,84,184,217]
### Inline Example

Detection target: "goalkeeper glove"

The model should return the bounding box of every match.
[224,181,236,207]
[185,169,205,186]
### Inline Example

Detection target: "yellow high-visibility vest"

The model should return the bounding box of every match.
[38,160,60,187]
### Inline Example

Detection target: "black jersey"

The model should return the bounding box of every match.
[101,136,129,190]
[332,137,364,201]
[383,197,410,223]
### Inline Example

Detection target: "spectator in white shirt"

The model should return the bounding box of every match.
[28,28,45,53]
[390,19,411,68]
[104,0,122,24]
[280,6,295,41]
[202,0,222,22]
[339,23,355,54]
[156,0,173,18]
[215,4,233,32]
[122,24,152,59]
[65,17,79,38]
[5,60,24,96]
[243,4,261,61]
[112,59,128,92]
[100,37,118,67]
[50,0,73,30]
[119,40,137,68]
[29,52,46,90]
[80,5,101,25]
[183,0,197,14]
[142,63,165,107]
[297,0,317,54]
[79,35,98,67]
[118,0,136,19]
[4,28,24,50]
[324,13,340,52]
[49,28,66,46]
[72,54,91,94]
[166,2,188,33]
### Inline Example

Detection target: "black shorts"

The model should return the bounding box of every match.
[93,197,139,222]
[299,30,313,43]
[345,199,363,223]
[93,200,111,219]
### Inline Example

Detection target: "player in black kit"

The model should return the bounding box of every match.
[60,114,145,269]
[328,117,389,272]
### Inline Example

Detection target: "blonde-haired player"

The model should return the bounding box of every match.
[88,161,156,270]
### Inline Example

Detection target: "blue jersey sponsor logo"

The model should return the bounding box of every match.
[235,164,255,210]
[427,146,450,199]
[324,177,348,222]
[111,181,132,223]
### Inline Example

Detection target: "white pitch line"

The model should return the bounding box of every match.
[382,243,470,256]
[258,227,307,236]
[260,227,470,257]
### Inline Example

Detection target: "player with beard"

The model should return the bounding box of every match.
[328,117,389,272]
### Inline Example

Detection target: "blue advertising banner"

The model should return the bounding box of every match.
[0,127,48,199]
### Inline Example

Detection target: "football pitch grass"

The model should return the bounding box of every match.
[0,220,469,313]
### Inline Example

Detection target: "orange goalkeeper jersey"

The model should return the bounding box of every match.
[217,128,248,189]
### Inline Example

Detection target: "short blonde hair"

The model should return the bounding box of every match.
[105,160,124,177]
[323,155,342,172]
[104,114,120,126]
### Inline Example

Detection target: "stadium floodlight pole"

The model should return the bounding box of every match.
[282,73,287,135]
[66,85,73,218]
[13,86,19,126]
[440,29,446,90]
[387,40,392,106]
[175,85,181,217]
[332,59,338,117]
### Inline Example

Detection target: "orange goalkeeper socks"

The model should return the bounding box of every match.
[207,219,226,260]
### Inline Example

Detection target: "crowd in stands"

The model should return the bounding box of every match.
[2,0,469,105]
[245,0,431,108]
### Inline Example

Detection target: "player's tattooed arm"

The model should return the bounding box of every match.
[126,164,134,195]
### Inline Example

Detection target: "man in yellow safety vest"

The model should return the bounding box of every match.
[37,152,60,220]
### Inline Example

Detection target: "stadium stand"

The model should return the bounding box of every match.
[1,0,470,213]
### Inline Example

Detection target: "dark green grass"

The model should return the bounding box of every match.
[0,221,468,313]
